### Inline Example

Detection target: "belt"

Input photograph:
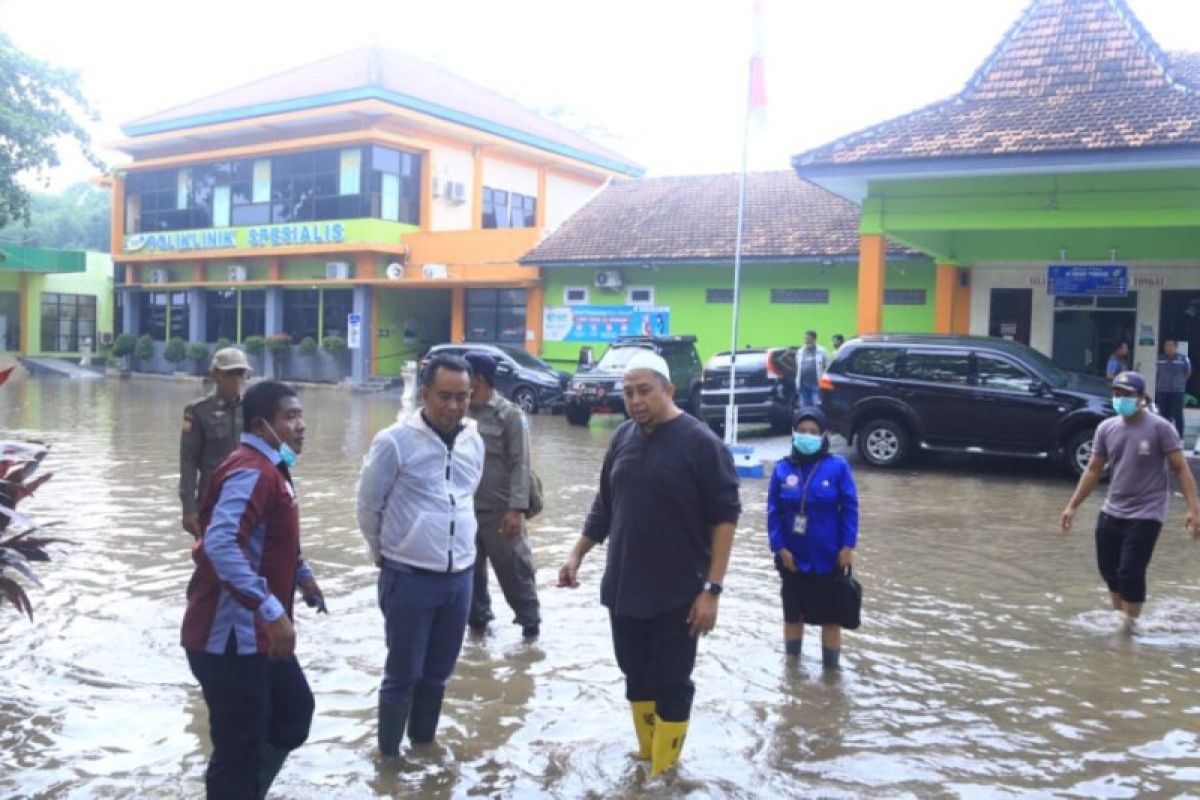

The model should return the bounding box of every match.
[380,557,446,576]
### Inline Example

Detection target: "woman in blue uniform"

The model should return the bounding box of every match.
[766,407,859,669]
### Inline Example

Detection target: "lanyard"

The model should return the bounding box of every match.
[798,457,825,516]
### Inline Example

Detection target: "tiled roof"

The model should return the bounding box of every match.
[795,0,1200,168]
[122,47,641,176]
[520,172,913,265]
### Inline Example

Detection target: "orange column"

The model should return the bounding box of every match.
[857,234,886,334]
[525,283,544,354]
[125,265,138,284]
[420,154,433,231]
[193,262,206,283]
[451,287,466,341]
[110,172,126,256]
[18,273,29,355]
[952,269,971,334]
[370,288,381,377]
[934,263,956,334]
[268,257,282,282]
[355,252,378,279]
[471,149,484,231]
[535,167,547,229]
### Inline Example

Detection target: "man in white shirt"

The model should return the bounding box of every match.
[356,353,485,757]
[795,330,830,408]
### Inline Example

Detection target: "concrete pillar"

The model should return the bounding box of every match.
[123,289,140,337]
[857,234,886,334]
[352,285,372,383]
[264,287,285,379]
[188,289,206,343]
[934,264,956,334]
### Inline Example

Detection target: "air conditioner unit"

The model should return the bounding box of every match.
[594,269,623,289]
[431,174,444,198]
[325,261,351,280]
[99,332,114,347]
[385,262,405,280]
[447,181,467,204]
[147,268,169,284]
[228,265,247,282]
[422,263,448,280]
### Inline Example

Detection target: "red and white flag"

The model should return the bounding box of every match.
[748,0,767,124]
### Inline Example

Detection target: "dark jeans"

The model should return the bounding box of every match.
[1156,391,1186,441]
[378,560,473,707]
[186,644,314,800]
[471,507,540,628]
[1095,512,1163,604]
[797,386,820,408]
[609,605,698,722]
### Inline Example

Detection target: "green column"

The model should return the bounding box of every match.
[236,290,243,343]
[317,289,325,346]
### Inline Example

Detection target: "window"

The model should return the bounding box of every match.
[904,350,970,385]
[321,289,353,339]
[206,290,239,342]
[771,289,829,304]
[975,354,1038,393]
[466,289,527,343]
[845,347,900,378]
[626,286,655,306]
[0,292,20,350]
[40,293,97,352]
[706,289,734,304]
[482,186,537,229]
[283,289,320,342]
[241,290,266,338]
[368,146,420,225]
[564,286,589,305]
[884,289,927,305]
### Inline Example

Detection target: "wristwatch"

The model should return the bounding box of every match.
[702,580,723,596]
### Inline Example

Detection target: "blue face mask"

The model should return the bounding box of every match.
[263,422,299,468]
[793,432,823,455]
[1112,396,1140,418]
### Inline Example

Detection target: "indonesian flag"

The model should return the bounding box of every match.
[748,0,767,122]
[0,366,14,388]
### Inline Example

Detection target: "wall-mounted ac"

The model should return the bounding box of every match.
[99,332,114,347]
[385,262,404,280]
[147,268,169,284]
[594,269,623,289]
[228,265,247,282]
[422,263,448,280]
[431,174,444,198]
[446,181,467,205]
[326,261,351,280]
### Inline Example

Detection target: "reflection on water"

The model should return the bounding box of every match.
[3,376,1200,798]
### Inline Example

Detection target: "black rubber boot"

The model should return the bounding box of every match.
[407,685,445,745]
[378,700,410,757]
[821,646,841,670]
[257,742,288,799]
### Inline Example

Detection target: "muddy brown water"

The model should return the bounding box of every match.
[2,377,1200,799]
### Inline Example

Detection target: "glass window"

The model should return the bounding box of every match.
[706,289,734,304]
[0,291,20,351]
[282,289,320,342]
[241,290,266,338]
[252,159,271,203]
[213,184,231,228]
[321,289,353,339]
[466,288,526,344]
[904,351,970,385]
[40,293,97,352]
[380,173,400,221]
[168,292,189,339]
[481,187,537,229]
[845,347,900,378]
[771,289,829,304]
[626,286,655,305]
[176,168,190,210]
[975,354,1037,393]
[564,287,589,305]
[206,289,239,342]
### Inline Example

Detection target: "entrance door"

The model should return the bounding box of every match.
[988,288,1032,345]
[1051,294,1136,376]
[1160,290,1200,398]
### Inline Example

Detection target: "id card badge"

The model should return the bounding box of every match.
[794,514,807,535]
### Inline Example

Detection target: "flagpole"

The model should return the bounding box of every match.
[724,107,751,447]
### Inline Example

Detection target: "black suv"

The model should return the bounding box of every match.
[820,334,1114,476]
[423,342,569,413]
[565,335,704,426]
[699,348,797,434]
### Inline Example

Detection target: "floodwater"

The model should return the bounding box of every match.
[3,377,1200,799]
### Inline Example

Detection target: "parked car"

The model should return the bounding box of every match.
[819,334,1115,476]
[564,335,704,426]
[699,347,797,434]
[422,342,569,413]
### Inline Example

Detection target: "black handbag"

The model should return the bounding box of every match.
[832,566,862,630]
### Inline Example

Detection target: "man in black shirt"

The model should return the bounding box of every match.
[558,349,740,778]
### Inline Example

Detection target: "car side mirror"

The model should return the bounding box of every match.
[496,362,514,374]
[1030,380,1049,395]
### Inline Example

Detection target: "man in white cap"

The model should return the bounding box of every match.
[558,348,741,777]
[180,347,251,537]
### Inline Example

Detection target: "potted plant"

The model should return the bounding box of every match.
[134,334,155,370]
[266,333,292,378]
[322,335,350,380]
[243,335,266,374]
[187,341,210,375]
[112,333,137,374]
[163,337,188,372]
[298,336,318,357]
[215,337,232,352]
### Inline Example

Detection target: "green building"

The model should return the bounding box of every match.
[0,245,114,358]
[522,171,929,370]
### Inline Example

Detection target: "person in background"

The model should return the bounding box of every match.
[181,380,324,800]
[1155,339,1191,442]
[766,407,858,670]
[831,334,845,352]
[463,351,540,639]
[1105,342,1130,381]
[1060,371,1200,634]
[557,350,740,778]
[795,331,830,408]
[356,354,485,757]
[180,348,252,537]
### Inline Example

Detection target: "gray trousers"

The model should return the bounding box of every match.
[470,507,541,628]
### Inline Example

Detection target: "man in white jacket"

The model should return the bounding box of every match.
[356,353,485,757]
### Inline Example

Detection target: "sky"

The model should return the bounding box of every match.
[4,0,1200,187]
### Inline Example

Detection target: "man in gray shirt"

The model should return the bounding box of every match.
[1155,339,1191,441]
[795,330,829,408]
[1061,371,1200,633]
[463,351,540,639]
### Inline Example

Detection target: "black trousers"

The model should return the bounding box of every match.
[609,605,698,722]
[1155,391,1186,441]
[1095,512,1163,605]
[187,644,314,800]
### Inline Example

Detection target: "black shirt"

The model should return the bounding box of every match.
[583,413,741,618]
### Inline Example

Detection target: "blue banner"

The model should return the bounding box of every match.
[543,305,670,343]
[1047,265,1128,296]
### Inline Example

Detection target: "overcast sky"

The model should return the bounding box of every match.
[4,0,1200,187]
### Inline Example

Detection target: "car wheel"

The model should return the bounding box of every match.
[856,418,911,467]
[1065,428,1096,477]
[512,386,538,414]
[565,404,591,426]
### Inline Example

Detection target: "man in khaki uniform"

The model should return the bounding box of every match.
[464,351,540,639]
[179,348,251,537]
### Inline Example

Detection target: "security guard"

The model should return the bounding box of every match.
[463,351,540,639]
[179,347,251,537]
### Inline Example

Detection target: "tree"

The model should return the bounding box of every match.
[0,183,111,250]
[0,33,101,229]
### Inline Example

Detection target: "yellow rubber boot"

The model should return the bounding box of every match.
[650,716,688,777]
[630,701,656,759]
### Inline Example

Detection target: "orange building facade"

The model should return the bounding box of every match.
[111,48,641,380]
